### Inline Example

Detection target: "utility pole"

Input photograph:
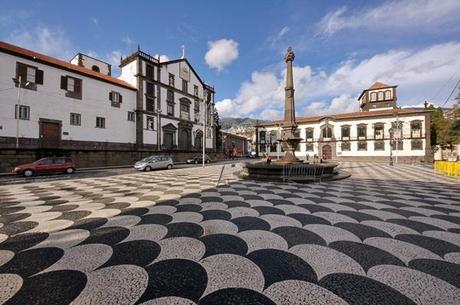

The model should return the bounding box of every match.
[395,115,400,164]
[16,76,22,149]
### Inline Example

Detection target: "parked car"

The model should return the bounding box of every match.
[186,154,211,164]
[134,155,173,171]
[12,157,77,177]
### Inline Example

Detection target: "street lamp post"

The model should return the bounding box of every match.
[389,127,394,166]
[156,109,162,151]
[202,89,208,168]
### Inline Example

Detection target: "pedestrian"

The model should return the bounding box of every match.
[266,153,272,165]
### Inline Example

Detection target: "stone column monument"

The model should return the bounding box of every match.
[277,47,303,163]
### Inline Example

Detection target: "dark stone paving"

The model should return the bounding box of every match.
[0,162,460,304]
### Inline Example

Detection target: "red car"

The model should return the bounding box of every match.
[12,157,77,177]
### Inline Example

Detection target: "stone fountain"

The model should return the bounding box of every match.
[241,47,341,182]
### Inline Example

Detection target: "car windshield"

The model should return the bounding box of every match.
[141,156,158,162]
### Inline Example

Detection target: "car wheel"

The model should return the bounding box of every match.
[167,164,173,169]
[195,160,198,164]
[23,169,34,177]
[206,159,210,163]
[145,166,152,172]
[65,167,75,174]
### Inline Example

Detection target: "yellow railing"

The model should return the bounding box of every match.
[434,161,460,177]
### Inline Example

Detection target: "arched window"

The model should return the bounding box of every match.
[370,92,377,101]
[377,91,384,101]
[357,124,367,139]
[92,65,100,72]
[385,90,391,100]
[322,126,332,138]
[341,125,350,139]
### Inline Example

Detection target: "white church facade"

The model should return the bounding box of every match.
[256,82,432,163]
[0,40,215,171]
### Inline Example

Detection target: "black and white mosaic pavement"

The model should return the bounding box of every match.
[0,162,460,305]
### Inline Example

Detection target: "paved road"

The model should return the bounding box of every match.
[0,159,246,185]
[0,162,459,304]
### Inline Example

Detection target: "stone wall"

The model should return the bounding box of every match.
[0,148,224,173]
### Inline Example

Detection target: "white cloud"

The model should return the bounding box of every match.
[122,35,134,45]
[267,26,290,46]
[205,39,239,71]
[260,109,282,120]
[319,0,460,36]
[8,26,74,59]
[154,54,170,62]
[216,41,460,119]
[91,17,99,25]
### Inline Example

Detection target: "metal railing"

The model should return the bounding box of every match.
[282,164,324,183]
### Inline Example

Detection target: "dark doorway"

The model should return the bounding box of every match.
[164,133,173,150]
[322,144,332,160]
[180,129,191,150]
[40,119,61,148]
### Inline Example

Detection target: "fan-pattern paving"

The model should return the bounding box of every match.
[0,162,459,305]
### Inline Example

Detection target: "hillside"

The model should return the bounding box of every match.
[220,117,268,130]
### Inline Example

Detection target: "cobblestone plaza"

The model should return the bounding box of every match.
[0,162,459,304]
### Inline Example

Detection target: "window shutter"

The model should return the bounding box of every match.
[119,94,123,103]
[16,63,27,83]
[109,91,113,101]
[35,69,44,84]
[60,76,67,90]
[75,79,82,93]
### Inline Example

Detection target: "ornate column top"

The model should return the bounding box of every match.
[284,47,295,63]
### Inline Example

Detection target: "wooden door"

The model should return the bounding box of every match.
[164,133,173,150]
[322,145,332,160]
[40,121,60,147]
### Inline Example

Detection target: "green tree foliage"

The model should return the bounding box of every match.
[430,103,460,148]
[213,108,223,150]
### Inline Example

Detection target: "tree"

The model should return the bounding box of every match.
[430,104,460,149]
[213,108,223,151]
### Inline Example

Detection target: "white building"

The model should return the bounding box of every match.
[119,48,215,151]
[256,82,432,163]
[0,40,215,171]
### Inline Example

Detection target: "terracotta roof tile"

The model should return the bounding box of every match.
[0,40,136,90]
[368,81,391,90]
[259,108,430,127]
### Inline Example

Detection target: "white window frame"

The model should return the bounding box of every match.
[26,66,36,83]
[67,77,75,92]
[96,116,105,128]
[15,105,30,120]
[70,113,81,126]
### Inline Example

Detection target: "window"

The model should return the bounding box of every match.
[374,124,384,140]
[167,103,174,116]
[180,103,190,120]
[411,139,423,150]
[357,125,367,139]
[411,121,422,138]
[182,79,188,93]
[146,116,155,130]
[341,126,350,139]
[127,111,135,122]
[16,62,43,88]
[370,92,377,101]
[92,65,100,72]
[70,113,81,126]
[322,126,332,138]
[194,85,199,96]
[146,64,154,79]
[96,117,105,128]
[167,90,174,102]
[391,139,403,150]
[61,76,82,99]
[109,91,122,107]
[15,105,30,120]
[169,73,175,87]
[341,142,350,151]
[146,82,154,96]
[374,141,385,151]
[358,141,367,151]
[306,143,314,151]
[305,128,314,140]
[260,131,266,143]
[385,90,391,100]
[391,121,403,138]
[378,91,384,101]
[146,98,155,112]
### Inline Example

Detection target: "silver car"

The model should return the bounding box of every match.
[134,155,173,171]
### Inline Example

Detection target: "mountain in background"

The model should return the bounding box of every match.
[220,117,268,130]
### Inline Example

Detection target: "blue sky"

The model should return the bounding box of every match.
[1,0,460,119]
